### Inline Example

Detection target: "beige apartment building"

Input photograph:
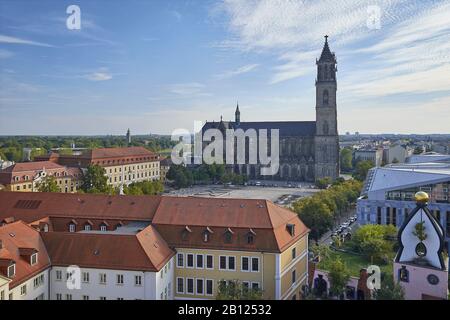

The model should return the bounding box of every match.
[0,161,83,193]
[152,197,309,300]
[36,146,160,187]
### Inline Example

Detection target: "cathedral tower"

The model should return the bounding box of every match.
[314,36,339,181]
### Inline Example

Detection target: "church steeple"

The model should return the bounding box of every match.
[235,101,240,126]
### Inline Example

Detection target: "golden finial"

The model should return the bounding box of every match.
[415,191,429,204]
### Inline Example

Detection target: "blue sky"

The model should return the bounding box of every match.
[1,0,450,135]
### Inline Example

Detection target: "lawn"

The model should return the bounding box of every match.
[317,250,393,277]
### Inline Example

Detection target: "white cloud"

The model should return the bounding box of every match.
[0,34,54,47]
[215,63,259,79]
[85,68,113,81]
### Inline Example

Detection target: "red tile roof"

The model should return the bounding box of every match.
[152,196,309,252]
[0,161,81,184]
[0,192,161,223]
[41,225,174,272]
[0,221,51,288]
[0,192,309,253]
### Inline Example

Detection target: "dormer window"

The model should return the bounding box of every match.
[7,264,15,278]
[30,253,38,266]
[202,227,214,243]
[286,224,295,236]
[181,226,192,241]
[246,229,256,244]
[224,228,234,244]
[84,224,91,231]
[69,223,76,233]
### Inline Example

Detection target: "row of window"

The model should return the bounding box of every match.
[176,277,214,296]
[182,228,256,245]
[176,253,260,272]
[107,162,159,173]
[56,294,125,300]
[56,270,143,286]
[19,274,45,296]
[109,172,158,183]
[93,157,158,166]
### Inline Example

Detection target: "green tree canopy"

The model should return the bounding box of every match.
[352,224,397,264]
[81,164,109,193]
[327,258,351,299]
[353,160,374,181]
[216,280,263,300]
[340,148,353,172]
[37,175,60,193]
[373,274,405,300]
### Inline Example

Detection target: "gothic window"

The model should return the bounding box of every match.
[323,90,329,105]
[324,65,328,80]
[323,121,329,135]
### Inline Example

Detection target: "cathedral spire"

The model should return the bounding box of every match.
[235,101,240,126]
[318,35,335,63]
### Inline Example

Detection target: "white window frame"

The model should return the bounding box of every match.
[195,278,204,296]
[100,225,107,232]
[20,284,27,296]
[196,254,204,269]
[206,255,214,270]
[135,275,142,286]
[227,256,236,271]
[7,264,15,278]
[251,257,260,272]
[30,253,38,266]
[186,253,194,269]
[82,271,90,283]
[116,274,124,285]
[205,279,214,296]
[251,282,260,290]
[177,253,184,268]
[84,224,91,231]
[176,277,184,294]
[69,224,75,233]
[219,255,227,270]
[56,270,62,281]
[186,277,194,294]
[241,256,250,272]
[99,273,107,285]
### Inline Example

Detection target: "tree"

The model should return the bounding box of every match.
[373,274,405,300]
[352,224,396,264]
[340,148,353,172]
[293,197,333,244]
[352,160,374,181]
[82,164,109,193]
[216,280,263,300]
[37,176,60,193]
[315,177,331,189]
[327,258,350,299]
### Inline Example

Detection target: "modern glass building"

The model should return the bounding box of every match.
[357,159,450,252]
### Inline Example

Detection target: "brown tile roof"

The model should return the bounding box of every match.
[0,161,81,184]
[0,221,51,288]
[152,196,309,252]
[41,225,174,272]
[0,192,161,223]
[76,146,156,160]
[0,192,309,253]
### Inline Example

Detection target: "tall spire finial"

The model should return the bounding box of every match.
[324,35,328,43]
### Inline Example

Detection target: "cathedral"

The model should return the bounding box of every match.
[202,36,339,182]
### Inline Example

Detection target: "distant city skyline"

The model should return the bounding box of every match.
[1,0,450,135]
